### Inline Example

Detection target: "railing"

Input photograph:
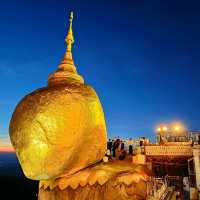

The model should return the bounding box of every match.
[146,176,175,200]
[145,145,193,156]
[147,177,167,200]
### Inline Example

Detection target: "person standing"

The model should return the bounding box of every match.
[107,139,112,153]
[112,139,120,157]
[127,138,133,155]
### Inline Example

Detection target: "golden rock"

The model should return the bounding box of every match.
[9,12,107,180]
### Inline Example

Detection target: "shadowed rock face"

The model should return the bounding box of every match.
[9,84,107,180]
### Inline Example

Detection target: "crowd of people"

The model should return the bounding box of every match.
[106,138,136,160]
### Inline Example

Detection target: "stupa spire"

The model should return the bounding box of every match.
[65,11,74,52]
[48,12,84,86]
[58,11,76,72]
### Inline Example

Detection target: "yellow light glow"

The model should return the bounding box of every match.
[162,126,168,131]
[174,126,180,131]
[156,127,161,132]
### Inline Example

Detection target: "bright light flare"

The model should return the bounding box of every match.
[174,125,180,131]
[162,126,168,131]
[156,127,161,132]
[156,125,168,133]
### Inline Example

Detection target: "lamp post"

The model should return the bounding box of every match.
[156,125,168,144]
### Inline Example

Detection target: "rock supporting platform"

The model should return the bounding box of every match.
[39,160,150,200]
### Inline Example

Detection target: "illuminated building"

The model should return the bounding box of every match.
[188,131,200,144]
[134,122,200,199]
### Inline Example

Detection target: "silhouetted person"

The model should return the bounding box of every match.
[112,139,120,157]
[107,139,112,152]
[120,142,125,150]
[119,143,126,160]
[129,145,133,155]
[198,135,200,144]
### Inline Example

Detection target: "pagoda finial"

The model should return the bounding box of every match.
[48,11,84,86]
[57,11,76,72]
[65,11,74,51]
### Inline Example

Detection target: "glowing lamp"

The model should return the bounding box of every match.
[174,126,180,131]
[156,127,161,132]
[162,126,168,131]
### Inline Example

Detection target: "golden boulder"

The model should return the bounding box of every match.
[9,12,107,180]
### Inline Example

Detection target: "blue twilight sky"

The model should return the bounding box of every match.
[0,0,200,143]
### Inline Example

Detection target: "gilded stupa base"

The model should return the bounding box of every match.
[38,161,150,200]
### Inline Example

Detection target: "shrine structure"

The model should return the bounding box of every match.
[134,123,200,199]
